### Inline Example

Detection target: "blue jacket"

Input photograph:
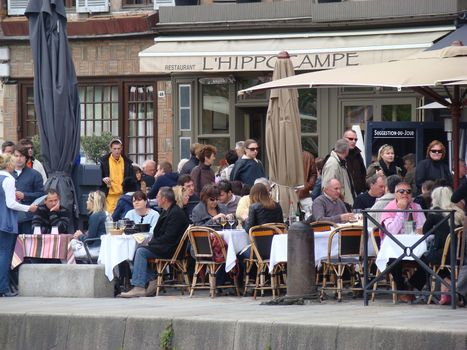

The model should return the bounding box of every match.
[112,194,134,221]
[230,158,265,186]
[148,172,179,199]
[15,167,44,205]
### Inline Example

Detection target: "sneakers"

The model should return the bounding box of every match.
[145,280,158,297]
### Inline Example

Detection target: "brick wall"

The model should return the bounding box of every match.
[0,84,18,142]
[157,80,173,164]
[9,37,155,78]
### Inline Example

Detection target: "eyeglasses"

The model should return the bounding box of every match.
[430,149,443,154]
[208,197,219,201]
[247,147,259,151]
[346,137,358,141]
[396,189,412,194]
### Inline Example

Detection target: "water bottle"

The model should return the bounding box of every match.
[404,212,415,235]
[105,212,114,235]
[288,202,298,225]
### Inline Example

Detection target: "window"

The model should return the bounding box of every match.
[126,84,156,165]
[180,137,191,160]
[299,89,318,156]
[179,84,191,131]
[343,105,374,132]
[123,0,153,5]
[382,104,412,122]
[80,85,119,137]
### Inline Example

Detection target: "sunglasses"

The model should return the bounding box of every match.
[247,147,259,151]
[430,149,443,154]
[396,189,412,194]
[346,137,358,141]
[209,197,219,201]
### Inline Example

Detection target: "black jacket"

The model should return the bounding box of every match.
[180,155,199,175]
[415,158,452,192]
[32,204,70,234]
[244,202,283,233]
[230,158,265,186]
[147,203,190,259]
[99,153,134,195]
[346,147,367,195]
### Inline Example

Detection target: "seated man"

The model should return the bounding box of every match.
[367,175,402,232]
[380,181,426,303]
[147,161,179,199]
[312,178,355,223]
[177,174,200,220]
[118,187,189,298]
[218,180,240,215]
[31,189,69,234]
[353,174,385,210]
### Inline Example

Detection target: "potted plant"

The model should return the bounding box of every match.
[80,132,115,164]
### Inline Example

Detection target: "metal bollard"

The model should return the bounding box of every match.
[286,221,317,298]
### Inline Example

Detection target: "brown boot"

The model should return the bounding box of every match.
[118,287,146,298]
[146,280,158,297]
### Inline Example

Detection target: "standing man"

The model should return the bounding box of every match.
[180,143,202,175]
[321,139,356,206]
[1,141,14,155]
[18,138,47,185]
[118,187,189,298]
[342,129,366,196]
[99,138,134,213]
[14,145,44,234]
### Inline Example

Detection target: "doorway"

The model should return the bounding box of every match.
[239,107,267,165]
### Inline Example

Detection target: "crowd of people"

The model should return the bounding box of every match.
[1,132,467,304]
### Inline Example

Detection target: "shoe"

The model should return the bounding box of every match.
[439,294,452,305]
[145,280,158,297]
[0,291,18,297]
[457,294,465,307]
[117,287,146,298]
[398,294,414,303]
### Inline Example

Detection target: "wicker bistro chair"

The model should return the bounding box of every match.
[187,226,240,298]
[148,228,191,296]
[310,221,338,233]
[320,225,365,302]
[244,224,284,298]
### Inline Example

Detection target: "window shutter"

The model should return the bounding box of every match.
[154,0,175,10]
[76,0,109,13]
[8,0,29,16]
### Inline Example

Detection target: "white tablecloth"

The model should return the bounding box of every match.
[375,234,427,273]
[98,234,141,281]
[269,230,376,273]
[217,229,249,272]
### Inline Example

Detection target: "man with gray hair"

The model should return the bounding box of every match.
[343,129,367,195]
[321,139,356,205]
[312,178,354,223]
[353,174,385,210]
[118,186,189,298]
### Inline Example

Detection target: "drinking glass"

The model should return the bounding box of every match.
[227,215,236,230]
[219,216,227,231]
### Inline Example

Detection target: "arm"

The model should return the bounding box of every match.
[111,199,124,221]
[382,212,406,235]
[154,209,189,245]
[80,213,103,241]
[31,207,48,231]
[147,179,162,200]
[311,198,343,223]
[244,205,257,233]
[49,208,70,233]
[415,160,426,190]
[2,177,30,212]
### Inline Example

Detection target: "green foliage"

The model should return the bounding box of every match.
[160,322,175,350]
[31,134,43,162]
[80,132,114,164]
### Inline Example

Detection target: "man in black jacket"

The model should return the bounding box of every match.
[118,187,189,298]
[343,129,367,196]
[99,138,134,213]
[32,189,70,234]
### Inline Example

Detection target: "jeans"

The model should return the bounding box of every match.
[130,246,160,288]
[0,230,17,294]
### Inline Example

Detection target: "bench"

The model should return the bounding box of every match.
[19,264,115,298]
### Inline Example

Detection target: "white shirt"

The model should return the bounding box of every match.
[0,170,30,212]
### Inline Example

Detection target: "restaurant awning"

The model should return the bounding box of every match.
[139,26,454,74]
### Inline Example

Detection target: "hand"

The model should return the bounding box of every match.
[213,213,226,221]
[103,177,111,186]
[29,204,38,213]
[340,213,355,222]
[396,198,409,209]
[155,169,165,178]
[73,230,83,239]
[16,191,24,200]
[376,169,384,176]
[50,200,60,212]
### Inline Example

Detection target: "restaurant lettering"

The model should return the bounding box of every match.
[373,129,415,139]
[201,52,359,71]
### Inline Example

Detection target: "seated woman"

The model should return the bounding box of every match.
[124,191,160,235]
[244,183,283,233]
[72,191,107,258]
[191,184,228,227]
[423,186,464,305]
[173,185,190,221]
[112,177,138,222]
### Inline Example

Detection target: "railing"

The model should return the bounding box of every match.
[362,209,457,309]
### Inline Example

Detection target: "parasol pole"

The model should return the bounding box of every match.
[452,85,461,189]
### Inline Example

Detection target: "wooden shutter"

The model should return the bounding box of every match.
[76,0,109,13]
[154,0,175,10]
[8,0,29,15]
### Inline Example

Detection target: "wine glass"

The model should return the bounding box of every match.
[219,216,227,231]
[227,214,236,230]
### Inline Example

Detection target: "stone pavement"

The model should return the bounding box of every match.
[0,294,466,350]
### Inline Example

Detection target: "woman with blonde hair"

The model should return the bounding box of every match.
[423,186,463,305]
[0,154,37,297]
[72,190,107,258]
[172,185,190,221]
[415,140,452,192]
[366,144,401,179]
[244,183,283,233]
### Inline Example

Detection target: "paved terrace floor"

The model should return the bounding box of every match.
[1,294,467,350]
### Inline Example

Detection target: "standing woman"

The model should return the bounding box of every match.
[415,140,452,193]
[0,154,37,297]
[190,144,217,195]
[366,144,401,179]
[230,139,266,187]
